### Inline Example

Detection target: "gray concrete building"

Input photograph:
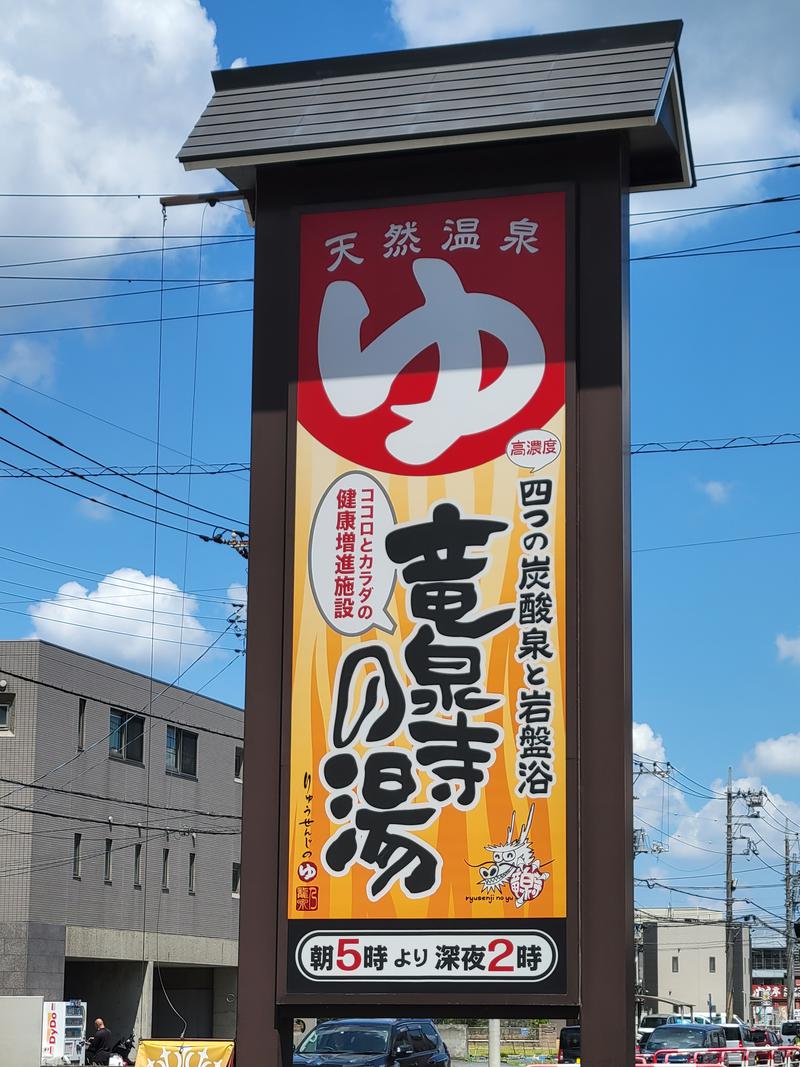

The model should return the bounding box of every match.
[0,640,243,1041]
[638,907,750,1020]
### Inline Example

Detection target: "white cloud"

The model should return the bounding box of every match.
[0,0,234,308]
[28,567,214,673]
[633,720,666,764]
[745,733,800,776]
[777,633,800,665]
[631,721,800,912]
[227,581,247,621]
[76,494,112,522]
[390,1,800,242]
[392,0,534,44]
[698,479,731,504]
[230,56,248,69]
[0,339,56,389]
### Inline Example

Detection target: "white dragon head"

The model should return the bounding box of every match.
[479,807,536,892]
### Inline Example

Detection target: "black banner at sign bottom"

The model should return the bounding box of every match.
[285,918,567,996]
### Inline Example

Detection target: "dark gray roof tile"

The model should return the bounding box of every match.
[178,21,693,191]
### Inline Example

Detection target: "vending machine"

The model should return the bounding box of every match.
[41,1000,87,1065]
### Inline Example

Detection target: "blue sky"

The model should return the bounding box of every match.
[1,0,799,925]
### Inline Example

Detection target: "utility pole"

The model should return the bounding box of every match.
[726,767,734,1020]
[488,1019,501,1067]
[725,773,765,1020]
[786,824,796,1022]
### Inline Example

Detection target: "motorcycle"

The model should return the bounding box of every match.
[82,1033,135,1066]
[109,1033,136,1066]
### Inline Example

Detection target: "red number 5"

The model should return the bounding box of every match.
[336,937,362,971]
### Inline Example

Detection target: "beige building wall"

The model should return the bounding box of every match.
[639,908,750,1018]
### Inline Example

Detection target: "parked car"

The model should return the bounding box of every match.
[722,1022,754,1065]
[637,1015,683,1046]
[293,1020,450,1067]
[751,1028,780,1046]
[781,1020,800,1042]
[639,1023,728,1063]
[750,1029,786,1066]
[557,1026,580,1064]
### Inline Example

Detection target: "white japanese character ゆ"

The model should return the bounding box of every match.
[441,217,480,251]
[317,257,546,465]
[325,232,364,272]
[500,218,539,254]
[383,222,421,258]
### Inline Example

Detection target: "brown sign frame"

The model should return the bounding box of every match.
[239,132,632,1063]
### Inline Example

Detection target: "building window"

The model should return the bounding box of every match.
[166,725,197,777]
[161,848,170,891]
[188,852,196,895]
[77,698,86,752]
[234,746,244,782]
[709,956,716,973]
[232,861,241,898]
[72,833,82,879]
[134,843,142,888]
[109,710,145,763]
[672,956,679,973]
[104,839,113,883]
[0,694,15,735]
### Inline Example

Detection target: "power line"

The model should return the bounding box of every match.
[0,626,241,829]
[0,278,250,312]
[634,243,800,262]
[632,432,800,455]
[0,234,247,240]
[0,405,248,528]
[0,574,236,629]
[0,801,238,835]
[0,236,251,271]
[695,155,800,168]
[0,305,252,340]
[0,192,188,199]
[0,649,242,859]
[0,599,241,649]
[635,816,727,856]
[0,439,215,531]
[0,661,243,741]
[634,878,786,923]
[697,162,800,182]
[0,638,245,729]
[634,527,800,554]
[0,452,241,545]
[633,228,800,262]
[0,367,248,482]
[630,193,800,227]
[0,774,241,821]
[0,462,249,478]
[0,157,787,198]
[0,542,237,606]
[178,205,208,676]
[0,274,251,283]
[10,654,244,840]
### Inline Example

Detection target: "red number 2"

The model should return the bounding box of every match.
[487,937,515,972]
[336,937,362,971]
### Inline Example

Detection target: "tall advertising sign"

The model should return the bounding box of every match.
[41,1001,66,1061]
[285,191,570,995]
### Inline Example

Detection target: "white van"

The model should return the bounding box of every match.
[722,1022,753,1066]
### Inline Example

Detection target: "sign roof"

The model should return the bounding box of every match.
[178,20,693,193]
